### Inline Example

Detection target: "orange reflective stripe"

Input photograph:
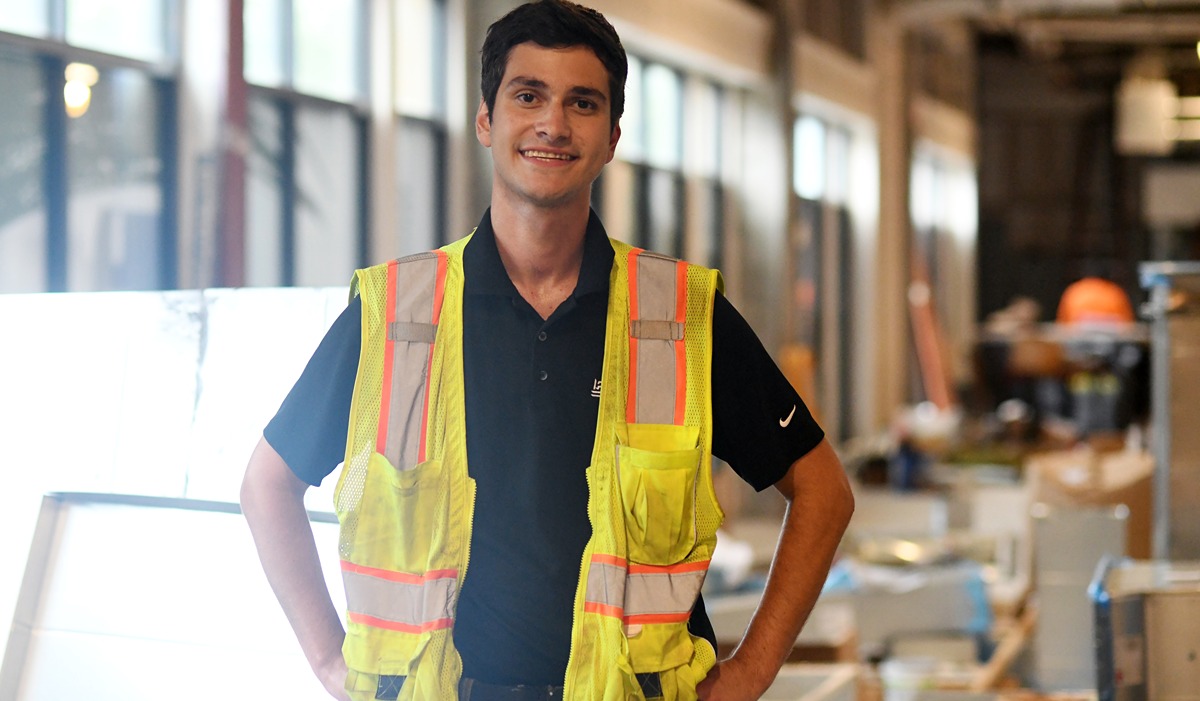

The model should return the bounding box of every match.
[341,560,459,633]
[342,561,458,583]
[628,560,709,575]
[592,553,627,568]
[376,260,400,453]
[417,251,448,464]
[583,601,624,619]
[348,612,454,634]
[624,612,692,625]
[673,259,687,426]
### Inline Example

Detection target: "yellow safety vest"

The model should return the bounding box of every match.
[335,234,725,701]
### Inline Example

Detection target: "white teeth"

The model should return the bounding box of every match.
[523,150,573,160]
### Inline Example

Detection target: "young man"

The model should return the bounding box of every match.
[240,2,853,700]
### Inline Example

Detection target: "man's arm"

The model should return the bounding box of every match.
[241,436,350,701]
[697,438,854,701]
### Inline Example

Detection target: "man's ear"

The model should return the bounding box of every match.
[475,99,492,147]
[605,123,621,163]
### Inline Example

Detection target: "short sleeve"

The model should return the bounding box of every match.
[263,295,362,486]
[711,294,824,491]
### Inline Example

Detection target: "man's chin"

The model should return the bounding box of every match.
[503,187,590,211]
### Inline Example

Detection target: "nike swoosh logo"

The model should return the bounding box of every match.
[779,405,796,427]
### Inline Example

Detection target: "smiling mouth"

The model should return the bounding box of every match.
[522,149,576,161]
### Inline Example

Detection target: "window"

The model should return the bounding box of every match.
[243,0,369,286]
[606,56,726,266]
[66,0,172,64]
[245,0,365,103]
[0,1,177,293]
[0,46,47,293]
[910,140,978,391]
[66,65,171,291]
[0,0,173,63]
[393,0,447,252]
[682,78,723,268]
[792,113,857,441]
[246,96,365,287]
[0,0,50,36]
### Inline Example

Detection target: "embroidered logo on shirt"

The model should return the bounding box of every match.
[779,405,796,428]
[591,379,602,398]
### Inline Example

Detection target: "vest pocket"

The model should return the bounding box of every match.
[343,634,430,701]
[624,623,703,700]
[616,424,701,566]
[354,452,450,574]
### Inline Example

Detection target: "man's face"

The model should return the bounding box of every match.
[476,42,621,212]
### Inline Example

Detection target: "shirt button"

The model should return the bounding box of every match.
[538,370,548,381]
[537,331,547,342]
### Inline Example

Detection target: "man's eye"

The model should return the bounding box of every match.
[575,99,595,110]
[516,93,536,104]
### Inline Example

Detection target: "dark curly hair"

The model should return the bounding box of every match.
[480,0,627,127]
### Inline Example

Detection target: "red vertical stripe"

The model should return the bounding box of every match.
[376,261,399,453]
[673,261,688,425]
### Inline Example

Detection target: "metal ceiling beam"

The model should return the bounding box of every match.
[894,0,1200,25]
[1017,14,1200,44]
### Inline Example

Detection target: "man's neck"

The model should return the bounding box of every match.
[489,199,590,319]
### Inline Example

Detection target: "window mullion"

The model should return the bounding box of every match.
[280,99,297,286]
[41,53,68,291]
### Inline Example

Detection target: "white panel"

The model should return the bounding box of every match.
[0,287,348,662]
[65,0,168,63]
[0,290,200,496]
[186,287,349,504]
[2,495,345,701]
[295,107,361,287]
[848,489,948,538]
[1143,165,1200,227]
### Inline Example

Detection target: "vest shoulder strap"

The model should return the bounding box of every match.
[624,247,719,427]
[375,250,449,470]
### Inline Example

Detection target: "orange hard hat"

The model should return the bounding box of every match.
[1056,277,1135,324]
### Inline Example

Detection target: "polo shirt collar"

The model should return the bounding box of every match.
[464,208,615,300]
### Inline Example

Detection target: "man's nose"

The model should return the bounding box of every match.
[535,103,571,141]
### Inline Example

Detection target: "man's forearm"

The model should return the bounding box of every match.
[704,440,854,700]
[241,438,347,687]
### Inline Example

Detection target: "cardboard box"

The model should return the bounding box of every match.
[1026,447,1153,559]
[1092,558,1200,701]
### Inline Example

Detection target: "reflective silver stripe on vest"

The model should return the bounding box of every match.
[584,557,709,622]
[342,563,457,632]
[385,252,441,470]
[585,557,627,612]
[631,252,682,425]
[624,565,706,621]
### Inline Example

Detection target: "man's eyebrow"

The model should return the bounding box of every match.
[504,76,609,104]
[567,86,608,104]
[506,76,549,91]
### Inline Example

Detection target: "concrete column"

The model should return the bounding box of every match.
[177,0,233,289]
[367,0,398,263]
[868,5,913,430]
[217,0,247,287]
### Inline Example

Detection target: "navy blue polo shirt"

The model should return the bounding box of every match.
[265,208,824,686]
